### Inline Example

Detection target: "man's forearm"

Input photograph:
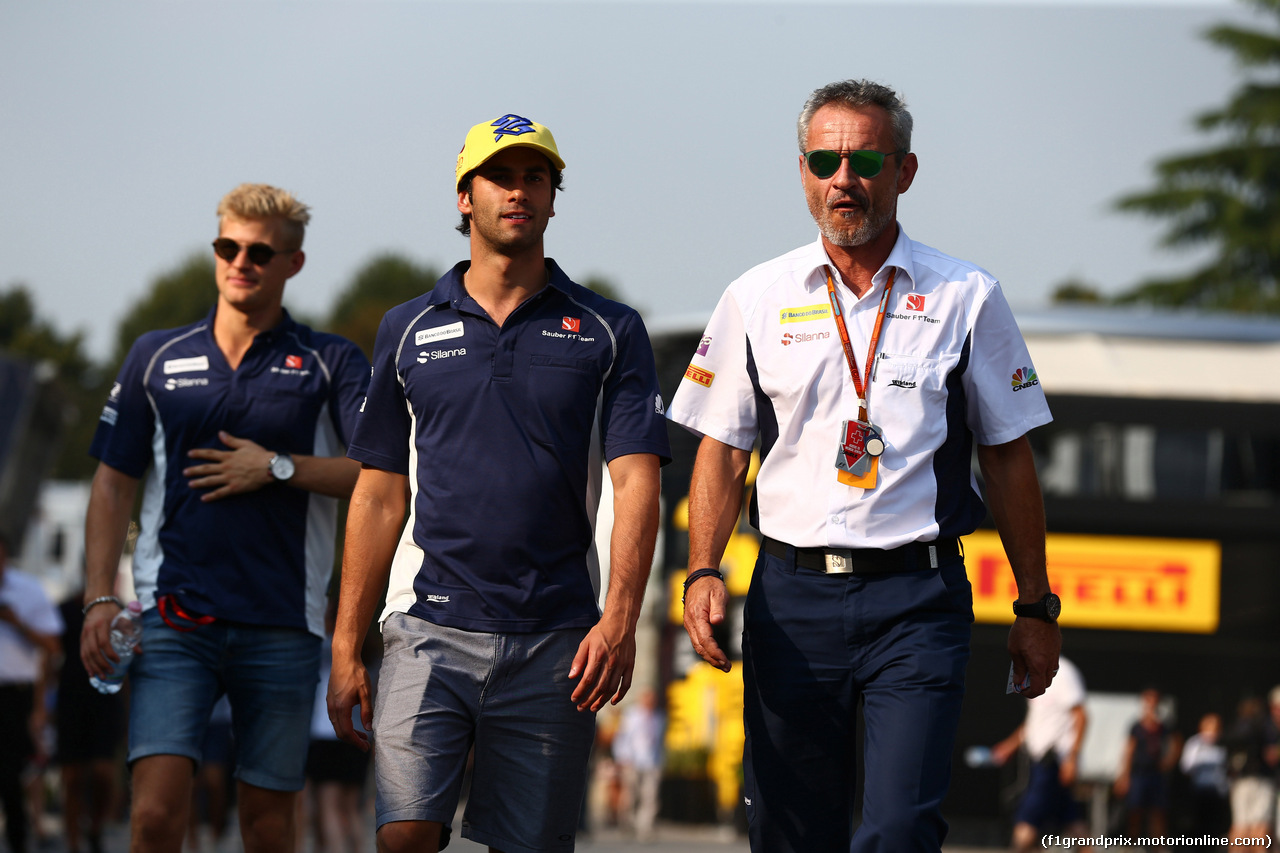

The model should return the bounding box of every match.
[332,468,406,660]
[83,463,139,601]
[977,436,1050,600]
[602,454,661,629]
[687,437,751,570]
[290,454,361,499]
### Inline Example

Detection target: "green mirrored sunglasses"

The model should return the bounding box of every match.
[804,149,904,180]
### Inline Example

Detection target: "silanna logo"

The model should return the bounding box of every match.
[164,377,210,391]
[781,330,830,346]
[1011,368,1040,392]
[417,347,467,364]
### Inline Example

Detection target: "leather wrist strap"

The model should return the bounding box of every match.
[682,568,725,604]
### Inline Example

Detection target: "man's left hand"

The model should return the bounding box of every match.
[1007,617,1061,699]
[184,431,273,501]
[569,613,636,713]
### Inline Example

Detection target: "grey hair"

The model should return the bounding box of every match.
[797,80,913,155]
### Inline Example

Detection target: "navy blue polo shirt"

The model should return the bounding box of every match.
[349,259,671,633]
[90,308,370,636]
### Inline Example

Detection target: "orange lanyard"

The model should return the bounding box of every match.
[824,266,895,424]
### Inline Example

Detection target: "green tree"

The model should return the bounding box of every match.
[582,275,622,302]
[325,254,439,359]
[0,285,107,480]
[1116,0,1280,312]
[112,253,216,369]
[1051,279,1105,304]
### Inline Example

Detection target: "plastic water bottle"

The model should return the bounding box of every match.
[89,601,143,694]
[964,745,996,768]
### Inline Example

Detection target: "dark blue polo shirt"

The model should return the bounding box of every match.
[90,308,370,635]
[349,259,671,633]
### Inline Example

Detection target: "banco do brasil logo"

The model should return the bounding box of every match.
[1011,368,1039,392]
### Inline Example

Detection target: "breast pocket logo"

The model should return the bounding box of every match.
[416,322,464,345]
[562,317,580,332]
[906,294,926,312]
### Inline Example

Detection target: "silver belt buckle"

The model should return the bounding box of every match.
[824,549,854,574]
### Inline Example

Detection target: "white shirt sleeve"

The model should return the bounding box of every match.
[666,288,759,451]
[962,282,1052,446]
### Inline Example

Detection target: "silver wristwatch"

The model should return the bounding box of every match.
[268,452,295,482]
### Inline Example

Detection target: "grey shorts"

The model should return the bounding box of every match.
[373,612,596,853]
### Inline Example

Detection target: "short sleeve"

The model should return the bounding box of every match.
[89,340,158,478]
[325,340,372,448]
[24,585,63,637]
[346,312,412,475]
[665,289,758,450]
[599,312,672,465]
[962,284,1052,446]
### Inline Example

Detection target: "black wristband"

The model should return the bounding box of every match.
[682,568,725,604]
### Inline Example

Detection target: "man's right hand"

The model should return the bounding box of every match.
[682,574,731,672]
[327,654,373,752]
[80,602,124,678]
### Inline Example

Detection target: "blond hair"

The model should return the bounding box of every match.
[216,183,311,248]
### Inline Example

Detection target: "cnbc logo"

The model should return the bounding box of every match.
[1011,368,1039,392]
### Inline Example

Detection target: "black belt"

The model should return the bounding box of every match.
[762,536,960,575]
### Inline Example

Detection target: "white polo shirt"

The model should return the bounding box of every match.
[667,227,1052,550]
[1023,656,1086,762]
[0,566,62,684]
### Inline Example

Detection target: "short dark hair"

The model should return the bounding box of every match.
[797,79,913,155]
[455,166,565,237]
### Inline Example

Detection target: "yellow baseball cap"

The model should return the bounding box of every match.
[455,114,565,190]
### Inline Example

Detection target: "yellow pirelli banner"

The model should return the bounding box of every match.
[963,531,1221,633]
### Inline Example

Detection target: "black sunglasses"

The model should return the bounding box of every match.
[804,149,905,180]
[211,238,295,266]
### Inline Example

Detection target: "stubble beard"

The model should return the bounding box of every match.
[810,195,895,248]
[474,210,548,256]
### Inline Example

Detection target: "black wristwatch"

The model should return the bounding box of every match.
[268,452,295,482]
[1012,592,1061,623]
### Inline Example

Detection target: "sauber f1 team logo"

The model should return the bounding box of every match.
[562,317,581,332]
[285,355,303,369]
[906,294,926,312]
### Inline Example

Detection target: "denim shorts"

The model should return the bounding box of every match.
[374,612,596,853]
[128,608,320,791]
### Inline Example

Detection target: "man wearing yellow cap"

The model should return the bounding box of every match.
[327,114,671,853]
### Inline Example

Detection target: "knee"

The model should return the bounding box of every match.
[377,820,442,853]
[239,799,295,850]
[131,797,186,845]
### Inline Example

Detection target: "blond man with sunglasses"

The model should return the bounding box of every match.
[82,184,369,853]
[668,79,1059,853]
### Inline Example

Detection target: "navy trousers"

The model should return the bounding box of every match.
[741,543,973,853]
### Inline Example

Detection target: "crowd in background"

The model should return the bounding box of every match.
[4,548,1279,853]
[7,603,1280,853]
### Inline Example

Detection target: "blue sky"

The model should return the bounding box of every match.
[0,0,1254,358]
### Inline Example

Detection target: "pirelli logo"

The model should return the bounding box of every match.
[684,364,714,388]
[963,530,1221,633]
[779,304,832,324]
